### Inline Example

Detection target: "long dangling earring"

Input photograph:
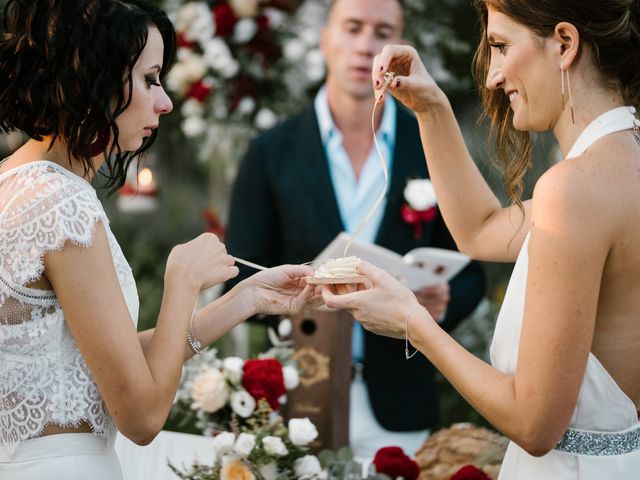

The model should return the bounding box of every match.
[561,66,575,124]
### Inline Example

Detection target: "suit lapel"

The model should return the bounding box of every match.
[292,107,344,233]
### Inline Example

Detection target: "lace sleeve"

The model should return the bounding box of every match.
[0,164,106,289]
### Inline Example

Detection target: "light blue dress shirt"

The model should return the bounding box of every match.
[314,85,397,363]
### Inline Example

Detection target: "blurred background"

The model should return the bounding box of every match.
[0,0,559,429]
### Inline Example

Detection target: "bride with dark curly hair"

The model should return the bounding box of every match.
[0,1,315,477]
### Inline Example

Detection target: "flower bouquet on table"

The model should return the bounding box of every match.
[170,323,300,435]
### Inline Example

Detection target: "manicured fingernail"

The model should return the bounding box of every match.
[379,65,384,72]
[375,79,380,87]
[396,78,401,87]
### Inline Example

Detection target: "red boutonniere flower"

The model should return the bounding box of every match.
[450,465,492,480]
[402,178,438,239]
[373,446,420,480]
[242,358,286,410]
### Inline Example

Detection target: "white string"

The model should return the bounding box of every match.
[342,83,392,257]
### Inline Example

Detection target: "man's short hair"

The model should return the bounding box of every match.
[327,0,405,16]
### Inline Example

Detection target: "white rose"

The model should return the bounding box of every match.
[181,98,205,118]
[185,12,214,44]
[230,389,256,418]
[203,38,232,70]
[288,418,318,446]
[212,431,236,456]
[190,368,229,413]
[229,0,258,17]
[258,461,279,480]
[278,318,292,337]
[283,40,306,61]
[263,7,285,28]
[255,108,278,130]
[304,49,326,83]
[294,455,322,478]
[182,116,208,138]
[282,365,299,390]
[262,436,288,457]
[233,17,258,44]
[237,97,257,116]
[166,63,189,93]
[182,53,208,82]
[233,432,256,458]
[404,178,437,211]
[223,357,245,384]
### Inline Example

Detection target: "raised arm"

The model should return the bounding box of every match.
[373,45,531,261]
[322,161,607,455]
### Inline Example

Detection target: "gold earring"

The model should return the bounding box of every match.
[561,66,575,124]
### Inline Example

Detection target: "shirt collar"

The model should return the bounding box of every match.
[314,84,397,148]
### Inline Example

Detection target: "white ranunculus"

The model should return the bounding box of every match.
[304,49,326,82]
[262,435,288,457]
[212,431,236,456]
[255,108,278,130]
[182,116,208,138]
[181,98,205,118]
[222,357,244,384]
[282,365,299,390]
[263,7,285,28]
[233,432,256,458]
[278,318,292,337]
[404,178,437,211]
[190,368,229,413]
[203,38,232,70]
[237,97,257,116]
[258,461,279,480]
[182,53,208,82]
[229,0,258,17]
[230,389,256,418]
[294,455,322,478]
[233,17,258,44]
[283,39,306,61]
[288,418,319,446]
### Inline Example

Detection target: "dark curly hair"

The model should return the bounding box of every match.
[472,0,640,210]
[0,0,176,191]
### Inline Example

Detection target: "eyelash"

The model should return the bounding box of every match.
[145,76,161,88]
[489,42,508,55]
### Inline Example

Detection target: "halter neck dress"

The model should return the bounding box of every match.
[490,106,640,479]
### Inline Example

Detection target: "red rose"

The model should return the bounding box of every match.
[186,80,213,102]
[213,3,237,37]
[373,446,420,480]
[176,32,197,49]
[450,465,491,480]
[401,203,437,240]
[242,359,286,410]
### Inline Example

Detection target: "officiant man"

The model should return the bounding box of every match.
[224,0,486,459]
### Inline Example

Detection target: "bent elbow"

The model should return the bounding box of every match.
[516,425,562,458]
[117,412,164,446]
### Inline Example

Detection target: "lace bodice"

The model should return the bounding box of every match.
[0,161,139,457]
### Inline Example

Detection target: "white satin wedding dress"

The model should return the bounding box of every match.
[491,106,640,479]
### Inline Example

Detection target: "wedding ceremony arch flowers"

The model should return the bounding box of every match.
[163,0,323,160]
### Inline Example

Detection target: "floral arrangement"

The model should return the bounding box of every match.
[170,324,300,434]
[163,0,323,160]
[450,465,492,480]
[402,178,438,239]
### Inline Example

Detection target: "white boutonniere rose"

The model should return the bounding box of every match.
[404,178,437,211]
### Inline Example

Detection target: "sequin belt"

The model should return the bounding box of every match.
[554,423,640,456]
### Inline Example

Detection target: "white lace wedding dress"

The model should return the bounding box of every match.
[0,161,138,478]
[491,106,640,479]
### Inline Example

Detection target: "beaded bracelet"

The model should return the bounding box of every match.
[186,305,202,355]
[405,304,423,360]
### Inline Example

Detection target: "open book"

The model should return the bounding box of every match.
[313,232,470,290]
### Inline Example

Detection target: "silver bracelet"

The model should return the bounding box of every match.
[186,306,201,355]
[405,304,423,360]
